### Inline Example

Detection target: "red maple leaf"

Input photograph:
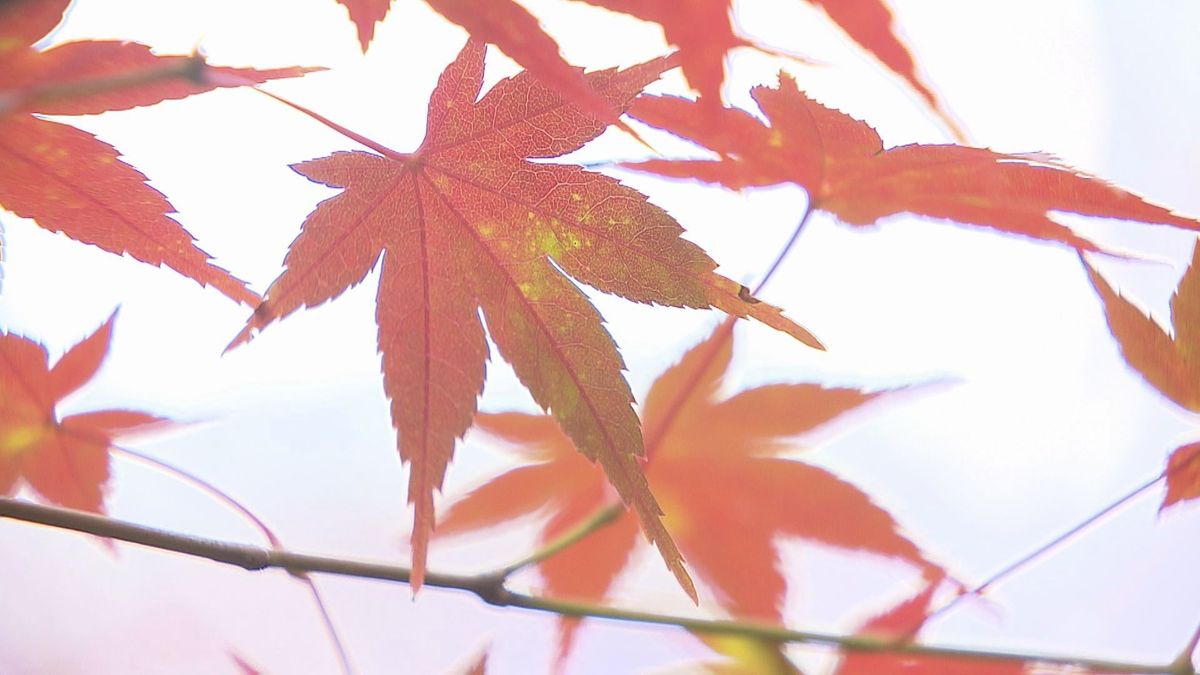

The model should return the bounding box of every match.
[836,583,1028,674]
[227,40,820,591]
[335,0,629,130]
[334,1,954,135]
[439,322,941,665]
[623,73,1200,252]
[1084,243,1200,511]
[0,0,318,305]
[573,0,957,131]
[0,311,167,513]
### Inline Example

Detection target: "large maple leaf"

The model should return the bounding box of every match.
[623,73,1200,251]
[227,39,820,591]
[0,0,318,305]
[0,312,167,513]
[439,322,941,665]
[1084,244,1200,511]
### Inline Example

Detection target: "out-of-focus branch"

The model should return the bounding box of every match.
[1,496,1189,675]
[0,56,205,115]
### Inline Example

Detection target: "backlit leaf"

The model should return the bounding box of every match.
[626,75,1200,251]
[229,39,820,592]
[0,0,318,304]
[440,322,939,665]
[0,312,168,513]
[1085,242,1200,511]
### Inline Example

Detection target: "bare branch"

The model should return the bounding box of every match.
[0,496,1181,674]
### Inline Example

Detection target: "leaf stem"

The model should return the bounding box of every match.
[0,496,1179,675]
[248,87,407,161]
[1170,620,1200,675]
[508,201,820,576]
[110,445,355,675]
[752,200,816,296]
[923,470,1164,627]
[498,504,623,579]
[643,202,815,452]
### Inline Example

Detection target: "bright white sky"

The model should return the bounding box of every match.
[1,1,1199,673]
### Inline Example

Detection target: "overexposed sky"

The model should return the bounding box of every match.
[2,1,1199,673]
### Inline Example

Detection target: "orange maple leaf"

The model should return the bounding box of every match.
[0,0,318,305]
[623,73,1200,252]
[836,583,1028,675]
[1084,243,1200,511]
[335,0,627,129]
[0,311,167,513]
[573,0,958,132]
[439,322,941,666]
[227,40,820,592]
[335,1,954,134]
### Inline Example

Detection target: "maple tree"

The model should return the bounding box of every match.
[1,1,1199,674]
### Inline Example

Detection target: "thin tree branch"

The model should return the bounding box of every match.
[112,445,355,675]
[924,469,1167,627]
[1169,619,1200,675]
[0,496,1181,674]
[751,200,816,296]
[0,55,206,115]
[498,504,622,579]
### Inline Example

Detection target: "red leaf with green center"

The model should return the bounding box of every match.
[0,312,168,513]
[227,39,821,592]
[440,322,940,666]
[0,0,319,305]
[625,74,1200,252]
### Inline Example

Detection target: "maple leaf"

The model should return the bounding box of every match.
[333,0,393,52]
[0,0,318,305]
[439,322,941,666]
[335,0,953,134]
[0,311,167,513]
[1163,442,1200,510]
[571,0,956,132]
[334,0,627,129]
[623,74,1200,251]
[686,631,801,675]
[836,583,1028,675]
[227,39,820,592]
[803,0,961,138]
[1083,243,1200,511]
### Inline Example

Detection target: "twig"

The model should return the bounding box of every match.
[111,445,356,675]
[924,468,1170,627]
[498,504,622,578]
[0,56,206,115]
[1169,619,1200,675]
[0,496,1180,674]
